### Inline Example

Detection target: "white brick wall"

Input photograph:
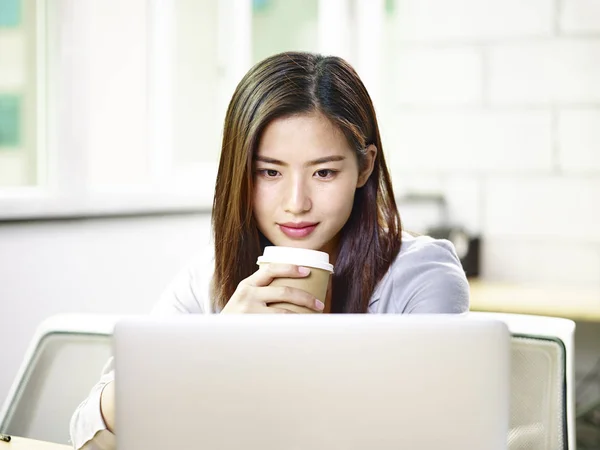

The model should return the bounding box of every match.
[442,176,482,234]
[484,177,600,240]
[482,236,600,286]
[386,111,553,172]
[561,0,600,33]
[385,0,600,286]
[390,0,554,41]
[558,109,600,173]
[393,176,482,235]
[389,46,483,106]
[489,39,600,105]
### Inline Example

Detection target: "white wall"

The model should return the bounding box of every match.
[381,0,600,288]
[0,213,212,405]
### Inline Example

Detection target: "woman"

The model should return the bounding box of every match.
[70,51,469,449]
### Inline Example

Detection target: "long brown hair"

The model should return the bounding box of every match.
[211,52,401,313]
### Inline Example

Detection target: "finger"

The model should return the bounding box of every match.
[244,264,311,287]
[263,306,295,314]
[241,304,293,314]
[260,286,325,312]
[270,303,315,314]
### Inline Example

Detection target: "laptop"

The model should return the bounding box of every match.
[114,314,510,450]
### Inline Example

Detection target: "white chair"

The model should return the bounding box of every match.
[2,312,575,449]
[470,311,576,450]
[0,314,122,445]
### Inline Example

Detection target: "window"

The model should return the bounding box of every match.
[0,0,39,188]
[0,0,385,220]
[252,0,319,64]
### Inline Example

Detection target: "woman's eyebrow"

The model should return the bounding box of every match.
[254,155,346,166]
[306,155,346,166]
[254,156,286,166]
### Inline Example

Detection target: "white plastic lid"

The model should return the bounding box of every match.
[257,246,334,273]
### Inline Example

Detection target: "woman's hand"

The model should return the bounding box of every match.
[221,264,324,314]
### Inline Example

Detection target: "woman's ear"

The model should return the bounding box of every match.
[357,144,377,188]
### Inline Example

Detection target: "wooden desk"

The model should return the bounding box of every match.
[469,280,600,322]
[0,436,71,449]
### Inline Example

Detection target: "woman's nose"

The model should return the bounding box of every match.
[284,178,312,214]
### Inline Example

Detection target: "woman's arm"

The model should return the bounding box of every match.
[69,359,116,450]
[70,258,209,449]
[401,238,470,314]
[374,235,470,314]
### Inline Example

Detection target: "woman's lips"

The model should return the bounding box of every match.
[278,223,318,238]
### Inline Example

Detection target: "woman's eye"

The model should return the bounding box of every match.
[315,169,336,179]
[259,169,280,178]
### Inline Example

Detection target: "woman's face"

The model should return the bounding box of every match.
[253,111,375,258]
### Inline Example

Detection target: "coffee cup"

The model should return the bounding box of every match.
[257,246,334,313]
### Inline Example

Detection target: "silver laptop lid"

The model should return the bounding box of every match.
[115,314,509,450]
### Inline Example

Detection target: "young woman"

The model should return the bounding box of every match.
[70,51,469,449]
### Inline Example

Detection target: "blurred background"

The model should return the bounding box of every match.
[1,0,600,444]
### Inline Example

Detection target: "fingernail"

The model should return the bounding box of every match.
[298,267,310,275]
[315,300,325,310]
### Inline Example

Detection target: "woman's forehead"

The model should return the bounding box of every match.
[257,112,351,159]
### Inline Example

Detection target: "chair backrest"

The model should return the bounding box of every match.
[469,312,576,450]
[2,312,576,448]
[0,314,122,445]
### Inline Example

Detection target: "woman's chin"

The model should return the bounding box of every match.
[271,238,322,250]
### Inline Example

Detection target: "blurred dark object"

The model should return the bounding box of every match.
[427,226,480,278]
[576,357,600,449]
[398,193,481,278]
[577,403,600,449]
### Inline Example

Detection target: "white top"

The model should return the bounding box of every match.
[69,232,470,449]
